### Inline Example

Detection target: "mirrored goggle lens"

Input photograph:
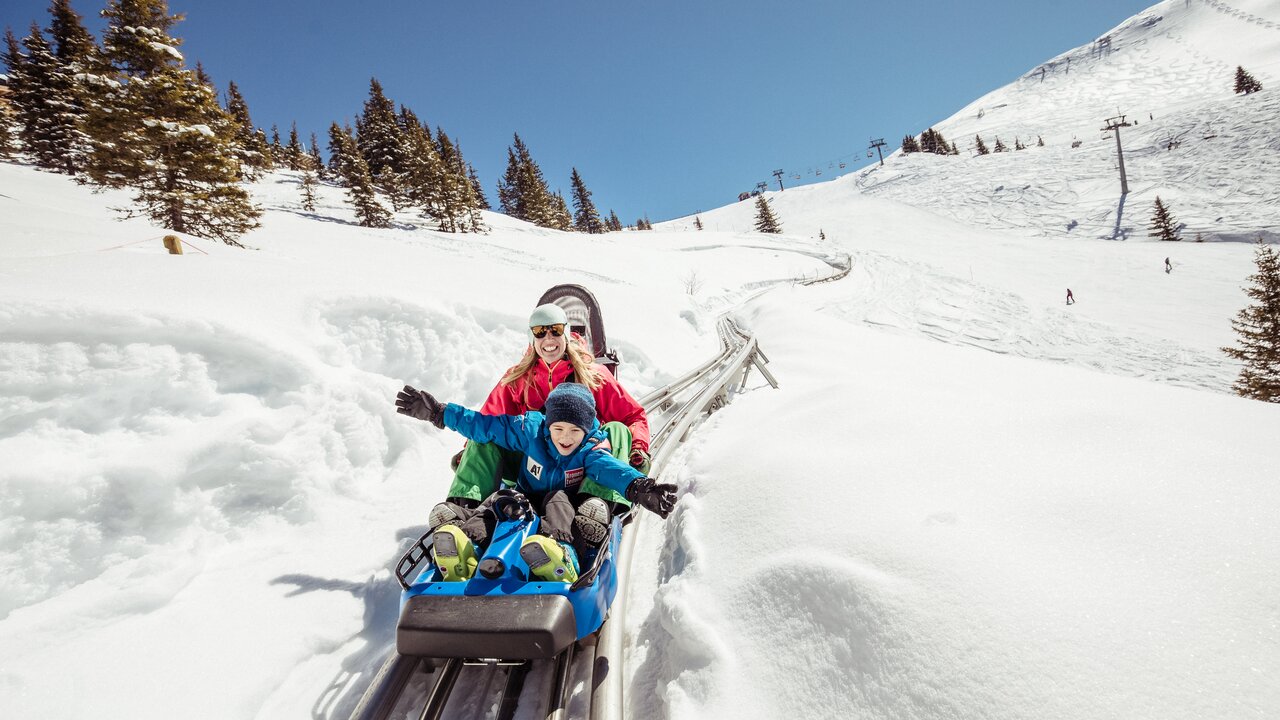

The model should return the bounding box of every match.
[531,324,566,338]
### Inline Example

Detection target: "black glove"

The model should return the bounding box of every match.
[395,385,446,429]
[629,448,652,474]
[626,477,678,519]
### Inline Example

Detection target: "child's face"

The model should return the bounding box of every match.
[549,421,585,456]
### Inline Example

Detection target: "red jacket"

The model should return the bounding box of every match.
[481,355,651,453]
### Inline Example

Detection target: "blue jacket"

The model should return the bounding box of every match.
[443,404,644,498]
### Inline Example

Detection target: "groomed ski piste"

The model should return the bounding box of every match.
[1,0,1279,718]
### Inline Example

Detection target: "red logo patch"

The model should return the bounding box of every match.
[565,468,585,487]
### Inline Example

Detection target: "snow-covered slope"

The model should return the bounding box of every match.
[676,0,1280,242]
[3,1,1279,718]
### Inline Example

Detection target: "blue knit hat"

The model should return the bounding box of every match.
[544,383,596,432]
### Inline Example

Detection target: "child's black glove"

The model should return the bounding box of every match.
[395,385,446,428]
[626,477,678,519]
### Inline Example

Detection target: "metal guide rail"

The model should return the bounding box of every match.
[349,318,775,720]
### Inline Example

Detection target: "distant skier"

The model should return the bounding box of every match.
[1066,288,1075,305]
[1165,257,1172,274]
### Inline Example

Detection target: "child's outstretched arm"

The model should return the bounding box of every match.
[395,385,532,453]
[583,449,678,519]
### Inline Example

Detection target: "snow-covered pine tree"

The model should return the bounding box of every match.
[81,0,261,245]
[434,127,484,232]
[550,190,573,231]
[1222,238,1280,402]
[1148,196,1180,241]
[901,134,920,153]
[356,77,409,208]
[11,23,84,173]
[974,134,989,155]
[1015,137,1026,150]
[1037,135,1045,147]
[299,165,318,212]
[286,122,305,171]
[570,167,604,234]
[993,137,1007,152]
[608,209,622,231]
[395,107,444,218]
[1234,66,1263,95]
[45,0,97,173]
[819,228,826,240]
[694,215,703,231]
[753,194,781,234]
[223,81,270,177]
[328,121,391,228]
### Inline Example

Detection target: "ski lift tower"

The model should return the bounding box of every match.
[868,138,886,166]
[1101,114,1132,195]
[773,169,785,191]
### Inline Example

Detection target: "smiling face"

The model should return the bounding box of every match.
[533,327,567,365]
[549,421,586,456]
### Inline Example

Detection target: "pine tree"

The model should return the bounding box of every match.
[993,137,1008,153]
[285,122,305,171]
[901,134,920,153]
[569,167,604,233]
[753,195,782,234]
[467,164,489,210]
[269,124,283,161]
[1148,196,1180,241]
[1234,66,1263,95]
[11,23,85,173]
[1037,135,1045,147]
[432,126,484,232]
[82,0,261,245]
[694,215,703,231]
[974,134,990,155]
[0,113,13,159]
[299,166,318,212]
[308,132,324,175]
[1223,238,1280,401]
[497,132,556,227]
[919,128,951,155]
[223,80,270,176]
[607,209,621,231]
[395,107,445,220]
[551,191,573,231]
[328,122,391,228]
[44,0,97,173]
[1015,137,1027,150]
[819,228,826,240]
[355,77,408,208]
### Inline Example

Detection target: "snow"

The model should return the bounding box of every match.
[2,1,1279,718]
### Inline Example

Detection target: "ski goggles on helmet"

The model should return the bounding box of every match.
[531,323,566,339]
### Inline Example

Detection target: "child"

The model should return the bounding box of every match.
[395,382,677,583]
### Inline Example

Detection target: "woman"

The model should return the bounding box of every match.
[440,303,651,511]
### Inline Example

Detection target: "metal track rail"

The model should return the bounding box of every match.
[350,317,774,720]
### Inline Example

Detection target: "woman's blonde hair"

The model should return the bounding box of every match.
[501,334,603,401]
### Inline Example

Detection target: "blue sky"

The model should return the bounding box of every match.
[3,0,1158,223]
